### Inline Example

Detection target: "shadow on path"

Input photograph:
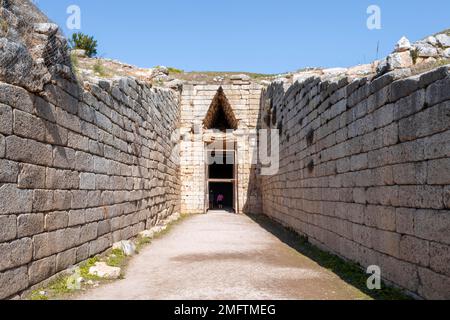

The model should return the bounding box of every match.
[246,214,412,300]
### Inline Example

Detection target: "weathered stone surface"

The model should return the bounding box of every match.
[389,76,419,102]
[394,36,411,52]
[112,240,136,256]
[80,173,96,190]
[0,216,17,242]
[33,227,81,260]
[18,164,46,189]
[6,135,53,166]
[28,255,56,285]
[0,38,51,92]
[68,209,86,227]
[45,168,79,190]
[53,146,76,170]
[89,262,121,279]
[430,242,450,275]
[387,52,413,70]
[55,248,77,272]
[0,266,28,300]
[435,34,450,47]
[89,235,112,256]
[17,213,44,238]
[415,210,450,245]
[400,235,430,266]
[0,134,4,158]
[33,23,59,35]
[80,223,98,244]
[414,42,438,57]
[44,212,69,231]
[426,78,450,107]
[427,159,450,185]
[0,159,19,183]
[0,104,13,135]
[399,101,450,142]
[444,48,450,58]
[0,184,33,214]
[13,109,46,141]
[0,238,33,272]
[418,268,450,300]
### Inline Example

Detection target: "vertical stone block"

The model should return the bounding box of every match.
[429,242,450,275]
[0,159,19,183]
[418,268,450,300]
[13,109,46,141]
[427,158,450,185]
[0,104,12,135]
[0,134,4,158]
[399,235,430,266]
[44,211,69,231]
[0,238,33,272]
[28,255,56,285]
[0,266,28,300]
[0,215,17,242]
[0,184,33,214]
[18,164,46,189]
[17,213,44,237]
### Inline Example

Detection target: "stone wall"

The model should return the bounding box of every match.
[180,81,263,214]
[0,74,181,299]
[259,66,450,299]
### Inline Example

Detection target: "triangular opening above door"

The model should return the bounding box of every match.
[203,87,238,131]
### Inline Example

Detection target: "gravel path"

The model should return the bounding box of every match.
[77,211,367,300]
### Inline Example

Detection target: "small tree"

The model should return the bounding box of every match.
[69,32,98,58]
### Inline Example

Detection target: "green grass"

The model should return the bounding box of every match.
[167,67,184,74]
[435,29,450,36]
[410,48,419,65]
[0,18,8,35]
[79,257,102,281]
[135,236,152,253]
[29,274,75,300]
[106,249,127,268]
[26,213,192,300]
[93,60,109,77]
[248,214,412,300]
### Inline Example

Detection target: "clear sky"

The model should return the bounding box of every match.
[35,0,450,74]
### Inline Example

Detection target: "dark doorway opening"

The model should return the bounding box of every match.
[203,87,238,131]
[209,182,234,210]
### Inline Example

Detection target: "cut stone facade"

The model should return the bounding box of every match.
[259,67,450,299]
[0,76,180,299]
[179,81,263,214]
[1,0,450,300]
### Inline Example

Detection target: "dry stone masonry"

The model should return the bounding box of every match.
[260,66,450,300]
[1,0,450,300]
[0,1,180,299]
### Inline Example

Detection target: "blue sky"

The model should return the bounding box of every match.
[35,0,450,74]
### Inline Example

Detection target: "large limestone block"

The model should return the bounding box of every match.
[89,262,121,279]
[0,184,33,214]
[0,238,33,272]
[17,213,44,237]
[0,266,28,300]
[394,36,411,52]
[436,34,450,47]
[387,51,413,69]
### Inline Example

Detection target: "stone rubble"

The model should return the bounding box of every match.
[112,241,136,256]
[88,262,121,280]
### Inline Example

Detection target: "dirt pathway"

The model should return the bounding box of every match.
[77,211,368,300]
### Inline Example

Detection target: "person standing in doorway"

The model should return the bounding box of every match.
[217,193,224,209]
